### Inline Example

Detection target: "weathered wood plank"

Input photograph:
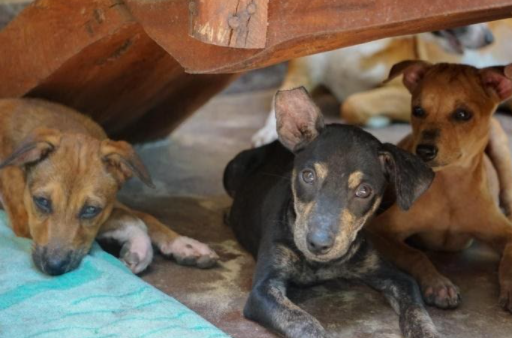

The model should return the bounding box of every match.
[189,0,269,49]
[126,0,512,74]
[0,0,236,142]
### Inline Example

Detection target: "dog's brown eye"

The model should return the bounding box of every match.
[355,184,372,199]
[412,106,426,118]
[453,109,472,121]
[33,196,52,213]
[301,169,316,184]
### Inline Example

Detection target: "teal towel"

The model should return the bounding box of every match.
[0,211,230,338]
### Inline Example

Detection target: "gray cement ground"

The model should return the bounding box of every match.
[119,74,512,337]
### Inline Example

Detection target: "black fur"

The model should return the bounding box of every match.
[224,121,438,338]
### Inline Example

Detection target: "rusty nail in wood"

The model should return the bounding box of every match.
[189,1,196,14]
[228,15,240,28]
[247,3,257,14]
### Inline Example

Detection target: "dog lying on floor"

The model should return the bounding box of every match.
[0,98,218,275]
[224,87,439,338]
[368,61,512,311]
[252,22,504,146]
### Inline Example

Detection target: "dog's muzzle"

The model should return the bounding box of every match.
[32,245,84,276]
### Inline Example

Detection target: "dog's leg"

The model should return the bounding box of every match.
[487,118,512,219]
[245,246,330,338]
[341,85,411,127]
[470,209,512,312]
[369,230,460,309]
[0,167,30,238]
[252,58,319,147]
[357,251,440,338]
[128,207,219,269]
[98,207,154,274]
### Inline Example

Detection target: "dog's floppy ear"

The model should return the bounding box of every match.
[101,140,154,188]
[379,143,434,211]
[480,64,512,102]
[0,128,61,169]
[274,87,324,152]
[384,60,432,93]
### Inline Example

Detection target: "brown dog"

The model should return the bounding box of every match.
[0,98,218,275]
[368,61,512,311]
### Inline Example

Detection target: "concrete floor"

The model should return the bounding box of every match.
[119,74,512,338]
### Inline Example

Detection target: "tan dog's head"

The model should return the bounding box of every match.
[386,61,512,168]
[0,128,153,275]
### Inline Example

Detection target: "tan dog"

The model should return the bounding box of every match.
[368,62,512,311]
[251,21,510,146]
[0,98,218,275]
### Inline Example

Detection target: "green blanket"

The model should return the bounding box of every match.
[0,211,229,338]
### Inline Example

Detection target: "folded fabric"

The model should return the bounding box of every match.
[0,211,230,338]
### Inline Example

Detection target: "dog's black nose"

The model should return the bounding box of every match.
[416,144,438,162]
[307,232,334,255]
[44,255,72,276]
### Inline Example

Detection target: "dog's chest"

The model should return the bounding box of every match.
[319,40,392,101]
[291,261,349,286]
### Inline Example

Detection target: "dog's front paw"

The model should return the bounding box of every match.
[119,234,154,274]
[160,236,219,268]
[499,282,512,312]
[421,275,460,309]
[401,305,441,338]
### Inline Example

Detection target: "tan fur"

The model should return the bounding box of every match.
[313,163,329,181]
[347,171,364,190]
[368,64,512,310]
[0,98,217,273]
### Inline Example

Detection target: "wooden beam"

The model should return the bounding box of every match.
[125,0,512,74]
[0,0,236,142]
[190,0,269,49]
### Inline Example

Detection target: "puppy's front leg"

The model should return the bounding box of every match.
[357,252,440,338]
[245,275,329,338]
[128,207,219,269]
[471,209,512,312]
[98,207,153,274]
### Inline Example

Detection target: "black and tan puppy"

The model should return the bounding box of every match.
[224,87,439,338]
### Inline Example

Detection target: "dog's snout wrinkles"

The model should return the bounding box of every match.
[307,231,334,255]
[416,144,438,162]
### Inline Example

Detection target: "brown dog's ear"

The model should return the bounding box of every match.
[379,143,434,211]
[274,87,324,152]
[101,140,154,188]
[385,60,432,93]
[480,65,512,102]
[0,128,61,169]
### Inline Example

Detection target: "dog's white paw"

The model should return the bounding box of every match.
[119,231,153,274]
[252,112,278,147]
[160,236,219,269]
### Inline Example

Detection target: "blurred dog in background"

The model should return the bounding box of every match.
[252,20,512,146]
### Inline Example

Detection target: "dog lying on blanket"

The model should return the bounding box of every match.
[368,61,512,311]
[0,98,218,275]
[224,87,439,338]
[252,22,508,146]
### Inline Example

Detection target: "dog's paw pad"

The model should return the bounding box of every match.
[119,235,153,274]
[422,278,460,309]
[160,236,219,269]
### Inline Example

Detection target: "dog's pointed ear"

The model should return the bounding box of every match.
[274,87,324,152]
[0,128,61,169]
[384,60,432,93]
[480,64,512,102]
[379,143,434,211]
[101,140,154,188]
